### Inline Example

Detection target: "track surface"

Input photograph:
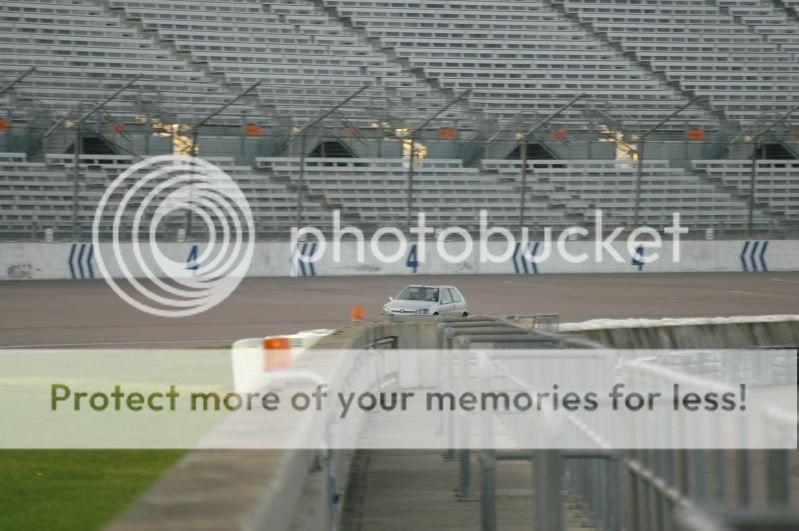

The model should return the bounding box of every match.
[1,272,798,347]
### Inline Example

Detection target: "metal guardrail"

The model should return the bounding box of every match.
[434,318,798,531]
[107,319,796,530]
[435,315,608,529]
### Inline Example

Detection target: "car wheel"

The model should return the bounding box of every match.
[462,311,469,317]
[433,312,439,316]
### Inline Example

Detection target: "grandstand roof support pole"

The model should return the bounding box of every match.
[517,93,586,238]
[632,96,704,228]
[0,67,35,95]
[518,139,528,239]
[745,101,799,236]
[291,84,370,230]
[297,131,307,230]
[70,74,142,241]
[182,81,261,239]
[405,90,471,229]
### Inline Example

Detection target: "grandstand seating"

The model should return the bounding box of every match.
[1,1,798,239]
[0,150,789,239]
[554,0,799,124]
[257,156,577,229]
[0,0,256,125]
[106,0,451,127]
[693,159,799,220]
[0,153,331,239]
[320,0,713,129]
[3,0,797,130]
[256,156,782,232]
[482,158,777,230]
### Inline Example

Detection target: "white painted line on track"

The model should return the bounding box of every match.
[730,289,799,300]
[0,338,231,349]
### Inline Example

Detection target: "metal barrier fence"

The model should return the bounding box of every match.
[433,317,798,531]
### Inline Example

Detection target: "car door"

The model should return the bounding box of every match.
[449,288,466,315]
[438,287,454,316]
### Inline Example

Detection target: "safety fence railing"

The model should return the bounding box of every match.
[103,319,794,531]
[433,318,798,531]
[434,315,608,529]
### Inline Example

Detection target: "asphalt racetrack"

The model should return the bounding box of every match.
[1,272,798,348]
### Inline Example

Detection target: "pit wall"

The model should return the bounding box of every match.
[0,238,795,280]
[108,320,436,531]
[560,315,799,349]
[109,317,797,529]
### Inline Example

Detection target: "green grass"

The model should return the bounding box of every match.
[0,450,184,530]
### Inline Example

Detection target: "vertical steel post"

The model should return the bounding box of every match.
[633,138,645,227]
[240,111,246,163]
[534,449,564,531]
[289,84,369,229]
[406,134,415,230]
[737,449,751,506]
[479,451,497,531]
[766,449,790,506]
[183,80,261,238]
[71,123,81,240]
[739,101,799,236]
[66,75,142,240]
[518,138,528,238]
[515,93,586,236]
[297,131,307,229]
[631,96,704,227]
[403,90,471,228]
[747,140,758,237]
[185,127,199,239]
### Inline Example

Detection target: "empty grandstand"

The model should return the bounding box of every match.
[1,0,798,240]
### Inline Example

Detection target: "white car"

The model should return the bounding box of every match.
[382,285,469,318]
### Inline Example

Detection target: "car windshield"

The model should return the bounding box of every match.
[396,286,439,302]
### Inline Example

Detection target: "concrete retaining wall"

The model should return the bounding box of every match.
[1,238,796,280]
[107,320,434,531]
[561,315,799,348]
[108,316,799,529]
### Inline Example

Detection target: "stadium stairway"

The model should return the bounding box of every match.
[776,0,799,22]
[480,161,590,228]
[254,159,368,227]
[711,0,799,48]
[545,0,729,128]
[687,162,789,229]
[97,0,277,119]
[554,0,799,125]
[304,0,495,131]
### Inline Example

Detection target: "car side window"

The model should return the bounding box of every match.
[440,289,453,304]
[449,288,462,303]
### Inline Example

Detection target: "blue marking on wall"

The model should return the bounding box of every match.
[68,243,95,279]
[68,243,78,280]
[740,241,750,272]
[632,245,645,271]
[512,242,540,274]
[86,244,94,279]
[186,244,200,274]
[759,241,769,272]
[406,244,419,273]
[741,240,769,272]
[295,242,318,277]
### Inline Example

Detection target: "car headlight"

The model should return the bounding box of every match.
[414,308,429,315]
